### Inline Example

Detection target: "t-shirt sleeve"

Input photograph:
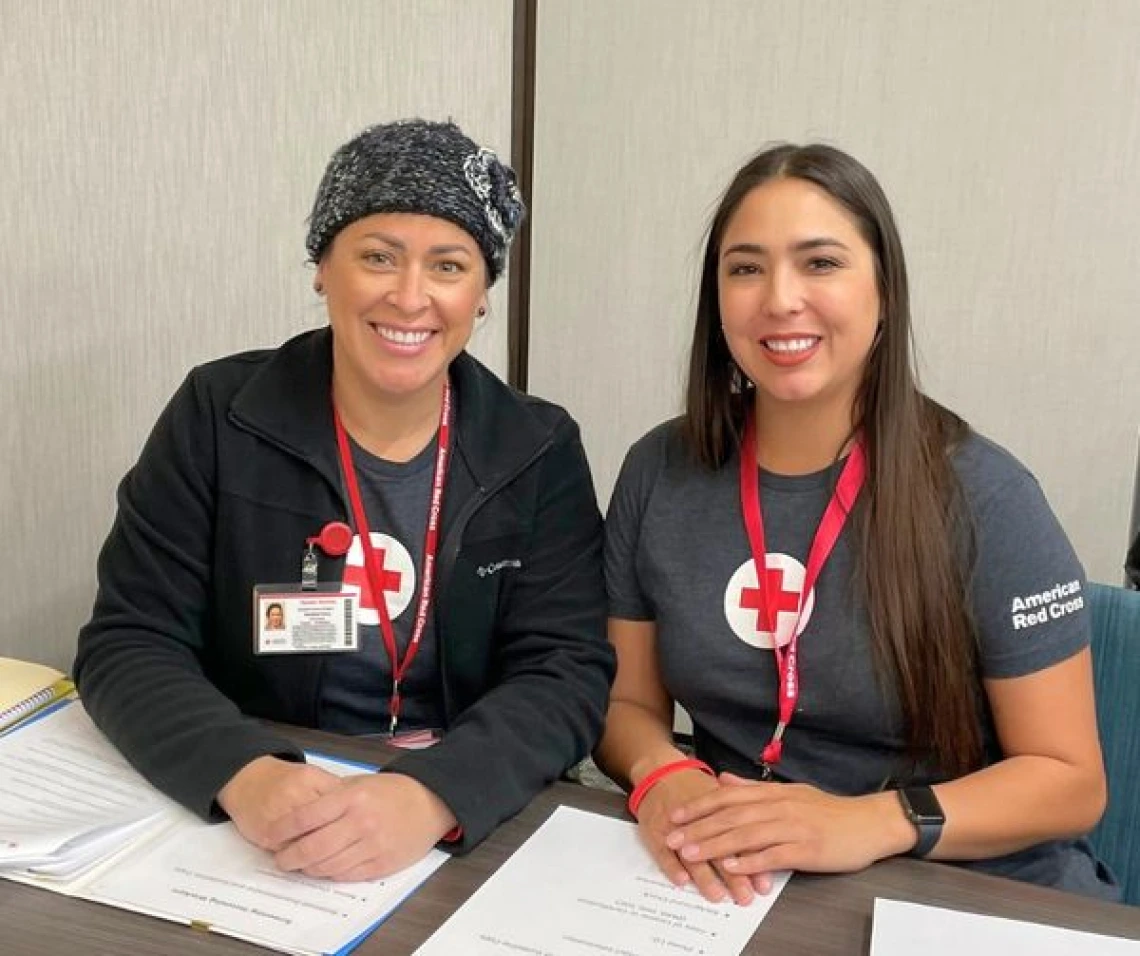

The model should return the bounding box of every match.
[967,464,1090,679]
[604,429,667,621]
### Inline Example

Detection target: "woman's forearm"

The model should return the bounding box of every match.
[910,755,1106,861]
[594,699,687,791]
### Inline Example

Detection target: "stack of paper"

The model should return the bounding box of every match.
[414,805,790,956]
[0,702,448,955]
[871,898,1140,954]
[0,701,178,880]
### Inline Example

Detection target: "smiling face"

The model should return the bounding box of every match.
[316,212,487,407]
[717,177,881,420]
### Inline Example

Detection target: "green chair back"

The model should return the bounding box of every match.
[1087,581,1140,905]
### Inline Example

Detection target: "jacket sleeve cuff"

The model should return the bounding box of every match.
[385,751,490,854]
[200,731,307,823]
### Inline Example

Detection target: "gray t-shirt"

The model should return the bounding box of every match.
[605,420,1115,899]
[319,434,444,735]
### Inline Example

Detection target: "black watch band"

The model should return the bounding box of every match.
[897,786,945,858]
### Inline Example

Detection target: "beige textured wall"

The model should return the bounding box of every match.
[529,0,1140,586]
[0,0,513,668]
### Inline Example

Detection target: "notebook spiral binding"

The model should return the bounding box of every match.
[0,685,60,730]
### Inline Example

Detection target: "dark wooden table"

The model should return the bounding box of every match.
[3,724,1139,955]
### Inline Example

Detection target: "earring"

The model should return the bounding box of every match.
[476,307,487,318]
[313,282,324,295]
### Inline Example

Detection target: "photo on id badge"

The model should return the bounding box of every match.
[253,584,360,655]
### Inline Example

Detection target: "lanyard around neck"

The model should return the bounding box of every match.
[332,379,452,735]
[739,411,867,774]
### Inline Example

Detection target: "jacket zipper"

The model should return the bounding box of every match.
[433,435,555,721]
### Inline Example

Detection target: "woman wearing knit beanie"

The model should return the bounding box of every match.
[74,120,614,881]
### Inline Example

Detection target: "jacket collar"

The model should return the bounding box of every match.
[228,328,341,488]
[448,342,557,490]
[228,327,555,492]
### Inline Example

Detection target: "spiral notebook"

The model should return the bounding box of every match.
[0,657,75,733]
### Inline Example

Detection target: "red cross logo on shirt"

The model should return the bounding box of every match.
[343,548,403,611]
[342,533,416,625]
[723,553,814,650]
[739,567,802,634]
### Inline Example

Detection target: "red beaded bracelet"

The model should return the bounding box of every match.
[627,757,714,819]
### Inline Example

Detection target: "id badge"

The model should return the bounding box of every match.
[253,584,359,655]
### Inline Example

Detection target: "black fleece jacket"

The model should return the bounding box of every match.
[74,328,614,852]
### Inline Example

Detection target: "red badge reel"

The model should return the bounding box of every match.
[300,522,353,591]
[310,521,353,557]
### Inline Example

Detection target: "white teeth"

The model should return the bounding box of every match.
[764,337,818,353]
[374,326,432,345]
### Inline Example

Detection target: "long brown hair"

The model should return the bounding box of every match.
[683,144,981,776]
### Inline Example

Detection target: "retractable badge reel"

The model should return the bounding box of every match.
[302,521,354,589]
[252,521,359,656]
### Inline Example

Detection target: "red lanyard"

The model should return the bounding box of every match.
[333,380,452,735]
[739,412,866,773]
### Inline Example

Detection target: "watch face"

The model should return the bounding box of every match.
[903,787,944,824]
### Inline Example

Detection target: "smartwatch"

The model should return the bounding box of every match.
[896,786,945,858]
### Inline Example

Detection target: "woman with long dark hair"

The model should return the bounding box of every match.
[597,144,1115,903]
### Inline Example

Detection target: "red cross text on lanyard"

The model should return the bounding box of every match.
[333,379,452,736]
[739,411,866,776]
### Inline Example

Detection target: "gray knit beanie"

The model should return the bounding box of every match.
[305,119,525,284]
